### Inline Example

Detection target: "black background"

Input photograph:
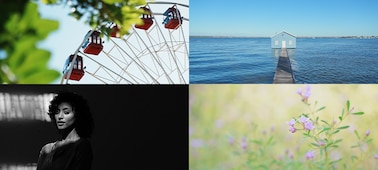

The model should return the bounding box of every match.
[0,85,188,169]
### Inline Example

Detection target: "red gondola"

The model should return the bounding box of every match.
[110,25,120,38]
[63,54,85,81]
[82,30,103,55]
[162,6,182,30]
[135,7,153,30]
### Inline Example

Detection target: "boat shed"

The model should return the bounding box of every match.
[271,31,296,49]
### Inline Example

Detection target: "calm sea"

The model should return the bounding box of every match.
[189,37,378,84]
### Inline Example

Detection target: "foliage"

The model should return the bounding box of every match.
[41,0,147,37]
[0,1,60,83]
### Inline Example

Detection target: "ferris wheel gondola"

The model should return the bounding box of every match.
[61,1,189,84]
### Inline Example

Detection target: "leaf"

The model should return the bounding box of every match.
[351,155,358,161]
[252,140,262,145]
[338,116,342,121]
[334,139,343,144]
[352,112,364,115]
[332,130,340,134]
[311,143,319,147]
[321,120,330,126]
[354,130,361,140]
[329,158,342,165]
[337,125,350,130]
[316,106,326,112]
[266,136,274,145]
[346,100,350,111]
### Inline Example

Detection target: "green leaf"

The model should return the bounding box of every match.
[316,106,326,112]
[332,129,340,134]
[311,143,319,147]
[351,155,358,161]
[1,1,60,84]
[354,130,361,140]
[252,140,262,145]
[352,112,364,115]
[338,116,342,121]
[346,100,350,111]
[266,136,274,145]
[329,158,342,165]
[321,120,330,126]
[337,125,350,130]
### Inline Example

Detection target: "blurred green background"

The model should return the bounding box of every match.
[189,84,378,169]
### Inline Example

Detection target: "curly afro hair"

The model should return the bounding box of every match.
[48,91,94,138]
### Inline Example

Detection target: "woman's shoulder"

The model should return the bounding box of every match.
[40,142,56,155]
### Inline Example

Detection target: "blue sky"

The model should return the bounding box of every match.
[190,0,378,37]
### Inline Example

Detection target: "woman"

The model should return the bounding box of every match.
[37,91,94,170]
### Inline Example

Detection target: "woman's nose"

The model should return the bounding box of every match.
[57,112,64,119]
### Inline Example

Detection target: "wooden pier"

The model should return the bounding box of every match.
[273,48,295,84]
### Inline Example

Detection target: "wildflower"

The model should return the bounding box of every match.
[299,115,309,124]
[318,140,325,147]
[374,154,378,160]
[297,85,311,103]
[288,118,296,127]
[366,130,370,137]
[304,120,314,130]
[228,136,234,145]
[241,137,247,150]
[296,88,303,95]
[190,139,204,148]
[289,126,296,133]
[306,151,315,160]
[288,118,297,133]
[303,85,311,99]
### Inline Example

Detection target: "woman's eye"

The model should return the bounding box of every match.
[64,112,70,115]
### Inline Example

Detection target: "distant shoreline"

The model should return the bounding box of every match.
[190,35,378,39]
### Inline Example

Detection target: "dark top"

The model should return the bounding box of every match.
[37,138,93,170]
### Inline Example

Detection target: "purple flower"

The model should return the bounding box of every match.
[304,120,314,130]
[303,85,311,99]
[289,126,296,133]
[296,88,303,95]
[366,130,370,137]
[228,137,234,145]
[306,151,315,160]
[241,137,247,150]
[374,154,378,160]
[299,115,309,124]
[189,126,193,136]
[288,118,296,127]
[190,139,204,148]
[318,140,325,147]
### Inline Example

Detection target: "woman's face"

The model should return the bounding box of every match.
[55,102,76,130]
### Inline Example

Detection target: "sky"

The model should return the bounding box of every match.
[37,0,189,84]
[190,0,378,37]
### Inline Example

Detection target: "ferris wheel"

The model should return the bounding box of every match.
[61,1,189,84]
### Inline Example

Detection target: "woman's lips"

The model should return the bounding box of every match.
[57,121,65,126]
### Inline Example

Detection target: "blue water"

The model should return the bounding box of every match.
[189,37,378,84]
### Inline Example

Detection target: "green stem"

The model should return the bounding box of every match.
[324,147,329,170]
